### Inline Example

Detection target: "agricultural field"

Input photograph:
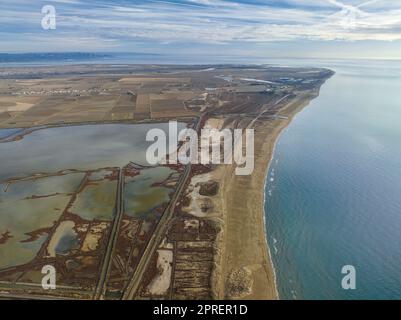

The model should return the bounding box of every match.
[0,64,332,299]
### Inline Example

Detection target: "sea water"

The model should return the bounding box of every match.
[265,59,401,299]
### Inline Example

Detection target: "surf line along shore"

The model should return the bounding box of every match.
[141,88,332,299]
[218,90,329,299]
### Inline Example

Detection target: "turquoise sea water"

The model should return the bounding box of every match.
[265,60,401,299]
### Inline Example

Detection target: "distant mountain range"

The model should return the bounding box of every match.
[0,52,171,65]
[0,52,113,63]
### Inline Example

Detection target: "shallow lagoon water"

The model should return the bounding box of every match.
[0,123,185,181]
[0,123,184,270]
[124,166,175,218]
[265,60,401,299]
[0,128,22,139]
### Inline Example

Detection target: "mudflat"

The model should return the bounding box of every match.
[0,64,333,299]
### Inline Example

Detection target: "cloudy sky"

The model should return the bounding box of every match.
[1,0,401,61]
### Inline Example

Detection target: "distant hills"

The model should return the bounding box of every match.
[0,52,113,63]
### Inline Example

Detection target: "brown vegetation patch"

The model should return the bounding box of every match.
[197,180,219,196]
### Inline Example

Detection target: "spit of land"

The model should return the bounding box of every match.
[0,64,333,299]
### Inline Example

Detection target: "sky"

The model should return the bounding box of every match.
[1,0,401,61]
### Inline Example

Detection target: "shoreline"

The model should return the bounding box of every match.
[0,63,334,300]
[262,133,282,299]
[261,94,320,300]
[218,89,327,299]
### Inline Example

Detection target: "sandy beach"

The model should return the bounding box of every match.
[0,64,333,300]
[215,91,323,299]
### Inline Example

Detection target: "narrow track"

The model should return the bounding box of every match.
[122,117,201,300]
[93,168,125,299]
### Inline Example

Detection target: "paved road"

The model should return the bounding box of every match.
[122,164,191,299]
[122,117,201,300]
[93,168,125,300]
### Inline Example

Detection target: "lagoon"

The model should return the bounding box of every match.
[265,59,401,299]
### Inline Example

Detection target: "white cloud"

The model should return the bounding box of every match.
[1,0,401,52]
